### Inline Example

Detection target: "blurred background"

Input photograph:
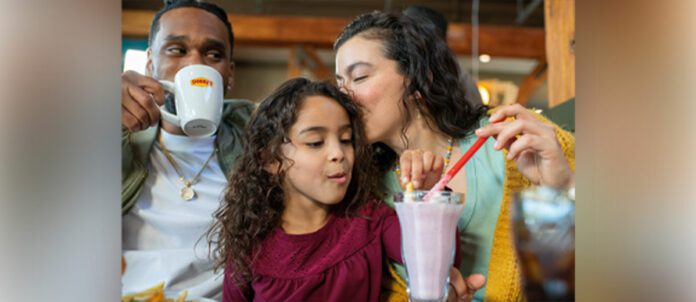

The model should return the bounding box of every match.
[7,1,696,301]
[121,0,575,132]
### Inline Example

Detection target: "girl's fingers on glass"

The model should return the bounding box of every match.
[422,151,435,171]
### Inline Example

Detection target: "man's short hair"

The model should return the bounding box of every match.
[149,0,235,56]
[403,6,448,40]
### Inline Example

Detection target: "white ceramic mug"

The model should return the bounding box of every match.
[158,64,223,137]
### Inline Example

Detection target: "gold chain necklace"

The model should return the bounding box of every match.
[158,133,217,201]
[394,137,454,177]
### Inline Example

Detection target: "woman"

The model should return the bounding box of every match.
[334,11,575,302]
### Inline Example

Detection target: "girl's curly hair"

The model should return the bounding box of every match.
[207,77,383,289]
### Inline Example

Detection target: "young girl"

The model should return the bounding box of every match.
[207,78,468,302]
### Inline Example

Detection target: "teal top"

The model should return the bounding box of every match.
[385,118,505,302]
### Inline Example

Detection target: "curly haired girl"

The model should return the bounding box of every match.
[205,78,398,301]
[208,78,469,302]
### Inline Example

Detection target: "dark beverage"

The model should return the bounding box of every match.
[513,187,575,302]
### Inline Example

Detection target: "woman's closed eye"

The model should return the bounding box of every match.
[305,141,324,148]
[353,75,368,82]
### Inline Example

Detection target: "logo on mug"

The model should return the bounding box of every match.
[190,77,213,87]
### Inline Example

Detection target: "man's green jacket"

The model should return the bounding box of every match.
[121,99,255,215]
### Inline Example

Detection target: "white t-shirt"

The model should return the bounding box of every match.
[122,130,228,301]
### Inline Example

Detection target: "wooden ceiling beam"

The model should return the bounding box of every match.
[447,24,546,59]
[123,9,545,58]
[122,10,347,48]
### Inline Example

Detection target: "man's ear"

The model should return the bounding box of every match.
[145,47,153,77]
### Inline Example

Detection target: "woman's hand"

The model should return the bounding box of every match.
[475,104,574,188]
[398,149,444,190]
[447,267,486,302]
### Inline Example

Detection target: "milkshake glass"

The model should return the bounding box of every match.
[394,191,464,302]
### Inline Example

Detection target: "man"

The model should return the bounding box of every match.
[121,1,254,300]
[403,6,484,107]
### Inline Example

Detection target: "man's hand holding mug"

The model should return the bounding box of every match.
[121,64,223,137]
[121,70,165,132]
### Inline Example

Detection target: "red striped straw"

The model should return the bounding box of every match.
[423,135,490,201]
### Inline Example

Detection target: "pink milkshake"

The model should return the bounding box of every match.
[394,191,464,302]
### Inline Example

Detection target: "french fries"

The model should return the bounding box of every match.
[121,282,198,302]
[176,290,189,302]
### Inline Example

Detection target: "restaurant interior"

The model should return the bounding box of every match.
[121,0,575,133]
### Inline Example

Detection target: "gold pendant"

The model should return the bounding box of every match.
[180,186,196,201]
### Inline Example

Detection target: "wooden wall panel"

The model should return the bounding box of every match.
[545,0,575,107]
